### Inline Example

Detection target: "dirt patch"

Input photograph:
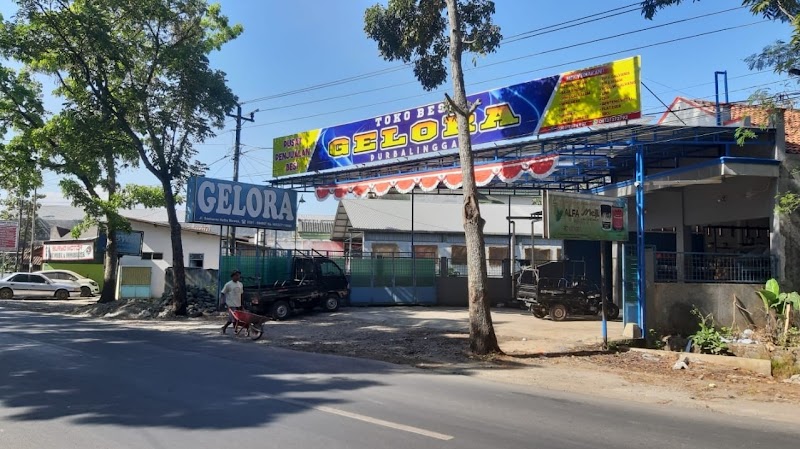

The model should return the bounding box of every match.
[509,350,800,404]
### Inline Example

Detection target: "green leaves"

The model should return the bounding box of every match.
[757,278,800,313]
[364,0,501,91]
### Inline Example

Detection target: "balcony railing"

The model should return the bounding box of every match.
[655,251,774,284]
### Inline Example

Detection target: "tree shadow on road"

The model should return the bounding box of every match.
[0,308,389,431]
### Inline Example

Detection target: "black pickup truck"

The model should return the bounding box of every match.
[243,255,350,320]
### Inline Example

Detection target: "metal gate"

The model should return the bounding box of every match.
[119,266,152,299]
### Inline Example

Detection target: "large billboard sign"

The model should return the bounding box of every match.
[273,56,641,177]
[544,192,629,242]
[0,221,19,252]
[185,177,298,230]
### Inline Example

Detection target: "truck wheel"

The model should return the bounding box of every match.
[605,303,620,320]
[530,306,546,319]
[271,300,290,321]
[324,294,340,312]
[549,304,568,321]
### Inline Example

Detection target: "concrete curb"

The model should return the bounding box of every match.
[628,347,772,376]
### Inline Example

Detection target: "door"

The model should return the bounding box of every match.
[319,259,348,293]
[28,273,55,297]
[6,274,31,297]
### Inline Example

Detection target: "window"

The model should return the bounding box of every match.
[188,253,204,268]
[28,274,47,284]
[45,272,64,280]
[524,247,554,264]
[141,252,164,260]
[320,260,343,278]
[451,245,467,265]
[413,245,438,259]
[372,243,399,258]
[9,274,29,282]
[64,273,78,281]
[488,247,509,267]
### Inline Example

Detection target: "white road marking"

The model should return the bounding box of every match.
[254,394,454,441]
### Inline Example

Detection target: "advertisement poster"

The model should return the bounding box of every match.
[545,192,628,241]
[185,176,298,230]
[44,242,95,261]
[0,221,19,252]
[274,56,641,177]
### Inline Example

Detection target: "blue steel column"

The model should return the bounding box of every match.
[635,144,646,333]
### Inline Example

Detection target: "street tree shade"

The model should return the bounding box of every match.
[2,0,242,314]
[364,0,503,355]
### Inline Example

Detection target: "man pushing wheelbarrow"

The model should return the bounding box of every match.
[220,270,268,340]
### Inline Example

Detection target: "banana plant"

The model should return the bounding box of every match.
[756,279,800,345]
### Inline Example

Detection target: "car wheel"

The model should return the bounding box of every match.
[55,289,69,301]
[549,303,568,321]
[530,306,546,319]
[80,286,92,297]
[324,294,340,312]
[605,303,620,320]
[0,288,13,300]
[271,300,290,321]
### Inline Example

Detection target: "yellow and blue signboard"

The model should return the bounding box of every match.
[273,56,641,178]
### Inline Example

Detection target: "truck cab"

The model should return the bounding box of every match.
[245,255,349,320]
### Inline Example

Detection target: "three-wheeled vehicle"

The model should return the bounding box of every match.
[515,266,619,321]
[243,254,350,320]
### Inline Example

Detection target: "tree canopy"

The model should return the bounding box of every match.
[1,0,242,312]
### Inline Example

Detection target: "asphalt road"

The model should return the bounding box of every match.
[0,305,797,449]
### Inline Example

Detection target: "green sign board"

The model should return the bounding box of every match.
[545,192,628,241]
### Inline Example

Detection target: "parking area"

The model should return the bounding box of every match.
[338,307,624,354]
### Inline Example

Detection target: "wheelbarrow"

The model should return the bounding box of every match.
[229,309,270,341]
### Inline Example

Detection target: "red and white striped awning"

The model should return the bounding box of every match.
[315,154,558,200]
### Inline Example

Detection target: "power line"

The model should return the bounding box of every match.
[244,8,756,117]
[241,21,767,131]
[479,7,744,71]
[240,2,656,106]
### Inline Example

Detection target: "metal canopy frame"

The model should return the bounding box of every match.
[268,124,775,195]
[268,123,777,335]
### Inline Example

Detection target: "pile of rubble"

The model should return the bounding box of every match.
[74,286,220,319]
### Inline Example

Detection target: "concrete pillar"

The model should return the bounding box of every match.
[771,110,800,289]
[770,110,787,283]
[612,242,622,306]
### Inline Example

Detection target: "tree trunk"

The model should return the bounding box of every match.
[98,231,118,303]
[163,181,187,315]
[445,0,501,355]
[98,153,119,303]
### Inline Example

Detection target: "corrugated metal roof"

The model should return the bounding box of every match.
[333,198,543,240]
[299,218,333,234]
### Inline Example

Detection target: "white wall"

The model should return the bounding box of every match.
[120,222,221,298]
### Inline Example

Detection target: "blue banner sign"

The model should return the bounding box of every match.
[185,177,298,230]
[114,230,144,256]
[274,57,641,177]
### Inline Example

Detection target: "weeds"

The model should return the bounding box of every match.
[690,307,728,355]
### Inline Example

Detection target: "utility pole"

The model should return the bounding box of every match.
[225,103,258,255]
[28,186,36,272]
[14,193,23,272]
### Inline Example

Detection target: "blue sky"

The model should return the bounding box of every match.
[1,1,794,216]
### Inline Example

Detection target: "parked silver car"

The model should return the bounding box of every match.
[0,272,81,300]
[37,269,100,297]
